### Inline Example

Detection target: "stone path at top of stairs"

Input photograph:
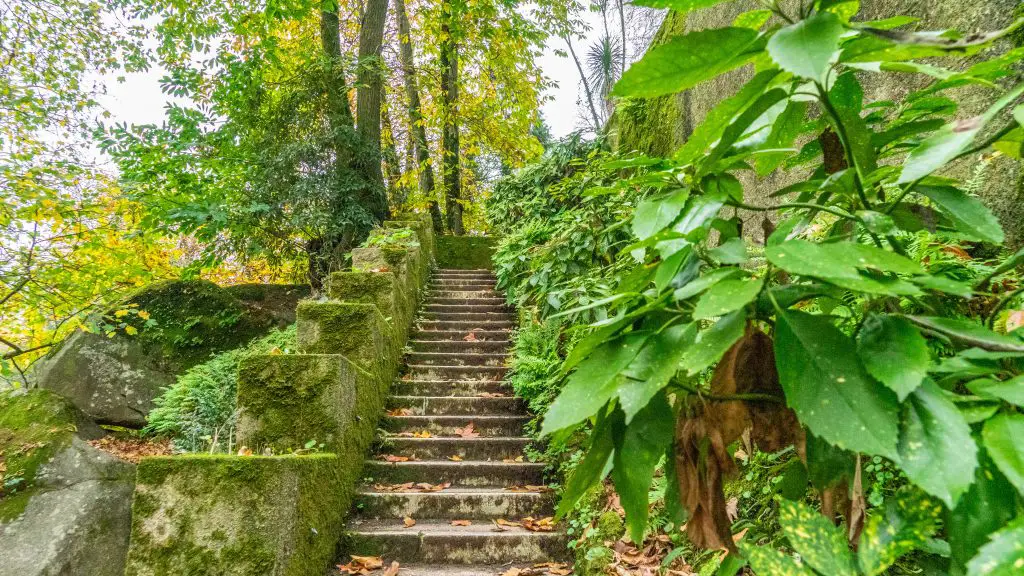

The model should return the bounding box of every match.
[335,269,569,575]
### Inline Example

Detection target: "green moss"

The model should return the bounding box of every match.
[125,454,348,576]
[435,236,497,270]
[295,301,395,379]
[0,389,80,522]
[326,272,409,338]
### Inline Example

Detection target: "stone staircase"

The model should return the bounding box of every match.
[338,269,568,575]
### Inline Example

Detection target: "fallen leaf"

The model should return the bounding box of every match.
[336,555,383,573]
[381,454,412,463]
[725,498,739,522]
[522,516,555,532]
[382,561,400,576]
[479,392,507,398]
[455,423,480,438]
[451,519,472,526]
[464,332,479,342]
[387,408,412,417]
[502,456,525,463]
[403,516,416,528]
[447,455,464,462]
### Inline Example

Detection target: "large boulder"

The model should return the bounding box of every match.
[0,388,135,576]
[36,280,309,427]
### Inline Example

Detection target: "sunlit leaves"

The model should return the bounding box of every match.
[774,309,900,459]
[966,519,1024,576]
[857,490,942,576]
[777,499,857,576]
[618,324,695,421]
[692,277,763,320]
[982,414,1024,497]
[916,185,1005,244]
[632,189,690,240]
[767,11,845,83]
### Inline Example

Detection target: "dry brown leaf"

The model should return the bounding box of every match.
[381,454,412,463]
[479,392,507,398]
[447,455,464,462]
[450,519,472,526]
[403,516,416,528]
[336,555,383,574]
[464,332,479,342]
[725,498,739,522]
[382,561,400,576]
[496,518,521,528]
[505,484,553,493]
[454,422,479,438]
[502,456,525,463]
[522,516,555,532]
[500,569,522,576]
[387,408,412,417]
[87,436,172,464]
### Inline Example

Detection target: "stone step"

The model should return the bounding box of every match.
[344,520,568,564]
[388,395,526,416]
[417,319,515,331]
[412,328,511,341]
[381,415,531,437]
[363,460,545,487]
[434,269,496,276]
[406,365,509,381]
[426,297,508,307]
[352,487,553,520]
[409,340,511,354]
[420,311,515,322]
[423,303,511,314]
[381,437,532,460]
[433,275,498,283]
[429,281,498,290]
[425,289,503,300]
[391,380,512,397]
[331,564,545,576]
[406,351,508,367]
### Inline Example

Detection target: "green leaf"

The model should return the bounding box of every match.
[674,267,743,301]
[966,519,1024,576]
[767,240,923,279]
[556,407,618,517]
[910,274,974,298]
[612,393,675,543]
[968,376,1024,407]
[857,314,929,400]
[898,84,1024,184]
[916,185,1004,244]
[948,451,1018,570]
[634,0,737,11]
[708,237,748,264]
[618,324,696,421]
[905,316,1024,353]
[774,309,900,459]
[614,27,764,98]
[767,11,845,82]
[858,490,943,576]
[982,414,1024,497]
[542,332,650,435]
[778,499,858,576]
[680,309,746,375]
[733,9,773,30]
[777,459,809,501]
[741,543,817,576]
[633,189,691,240]
[899,381,979,507]
[693,277,763,320]
[857,210,897,235]
[806,430,857,490]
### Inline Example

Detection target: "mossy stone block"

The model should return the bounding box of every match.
[385,219,435,280]
[295,301,396,382]
[124,454,347,576]
[325,272,411,343]
[435,236,497,270]
[352,245,421,306]
[235,354,382,455]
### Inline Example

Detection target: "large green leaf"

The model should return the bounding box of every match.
[541,332,650,436]
[708,237,748,264]
[634,0,736,12]
[693,277,763,320]
[917,185,1004,244]
[674,267,744,301]
[968,375,1024,407]
[774,309,900,459]
[858,490,943,576]
[905,316,1024,353]
[898,84,1024,184]
[982,414,1024,497]
[618,324,696,421]
[766,240,923,289]
[778,499,858,576]
[680,309,746,375]
[556,407,618,517]
[806,430,857,490]
[966,519,1024,576]
[899,381,979,507]
[633,189,691,240]
[948,451,1018,570]
[767,11,845,82]
[614,27,764,98]
[741,543,817,576]
[857,314,929,400]
[612,393,675,543]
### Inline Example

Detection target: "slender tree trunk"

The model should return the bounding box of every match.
[381,98,406,210]
[618,0,627,76]
[440,0,463,235]
[395,0,437,201]
[355,0,391,223]
[565,35,602,133]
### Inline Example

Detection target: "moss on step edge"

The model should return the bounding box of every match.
[295,301,397,380]
[325,272,411,342]
[124,454,348,576]
[435,236,497,270]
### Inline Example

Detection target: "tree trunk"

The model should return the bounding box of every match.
[355,0,391,223]
[381,98,407,210]
[440,0,463,235]
[565,35,602,133]
[395,0,437,202]
[618,0,627,76]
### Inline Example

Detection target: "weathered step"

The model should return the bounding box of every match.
[425,289,503,300]
[407,351,508,367]
[353,487,552,520]
[331,564,543,576]
[391,379,512,397]
[363,460,545,486]
[344,520,567,564]
[433,274,497,282]
[423,303,511,314]
[427,297,507,307]
[380,437,532,460]
[409,340,511,354]
[412,328,510,341]
[406,365,509,381]
[430,281,498,290]
[382,415,530,437]
[388,395,526,416]
[420,312,515,323]
[417,319,515,331]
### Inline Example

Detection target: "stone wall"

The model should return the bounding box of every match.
[610,0,1024,246]
[435,236,498,270]
[122,214,436,576]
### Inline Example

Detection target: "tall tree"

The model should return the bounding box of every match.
[566,34,602,132]
[355,0,392,223]
[395,0,437,202]
[440,0,463,235]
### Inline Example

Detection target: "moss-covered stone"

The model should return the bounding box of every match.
[326,272,411,344]
[352,244,422,306]
[235,354,381,456]
[435,236,497,270]
[124,454,348,576]
[295,301,396,382]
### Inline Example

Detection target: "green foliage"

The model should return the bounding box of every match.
[145,325,296,453]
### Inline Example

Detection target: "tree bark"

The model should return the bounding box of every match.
[381,98,407,210]
[617,0,627,77]
[395,0,437,201]
[565,35,602,133]
[440,0,463,235]
[355,0,391,223]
